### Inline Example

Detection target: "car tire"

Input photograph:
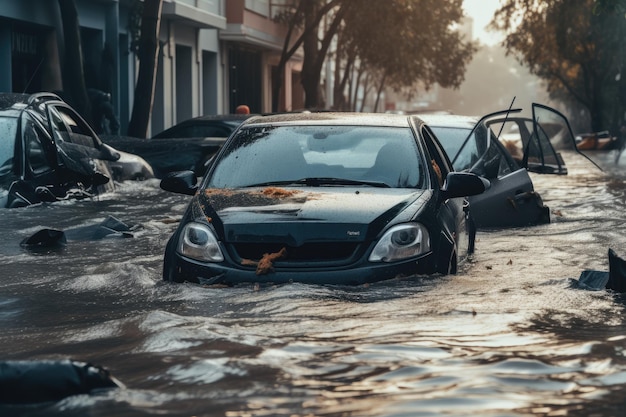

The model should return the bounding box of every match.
[448,251,458,274]
[468,216,477,254]
[162,238,182,282]
[162,258,186,283]
[437,244,457,275]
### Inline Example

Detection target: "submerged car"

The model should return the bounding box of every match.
[103,114,253,179]
[420,103,576,228]
[160,112,489,286]
[0,92,152,208]
[151,113,252,140]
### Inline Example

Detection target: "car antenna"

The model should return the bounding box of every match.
[494,96,516,140]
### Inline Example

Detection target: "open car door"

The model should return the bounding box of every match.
[441,109,551,228]
[530,103,602,171]
[485,108,567,176]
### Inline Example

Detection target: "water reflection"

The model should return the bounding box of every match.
[1,154,626,416]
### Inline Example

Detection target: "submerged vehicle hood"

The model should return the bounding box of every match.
[192,187,430,244]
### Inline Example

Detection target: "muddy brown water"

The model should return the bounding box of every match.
[1,150,626,416]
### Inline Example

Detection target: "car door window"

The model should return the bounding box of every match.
[23,118,52,175]
[422,126,452,188]
[48,106,99,149]
[48,106,71,144]
[431,126,481,172]
[0,116,18,178]
[189,125,231,137]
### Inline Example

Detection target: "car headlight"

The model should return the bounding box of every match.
[369,223,430,262]
[177,222,224,262]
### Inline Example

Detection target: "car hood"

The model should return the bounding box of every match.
[192,187,430,245]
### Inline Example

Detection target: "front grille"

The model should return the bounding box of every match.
[230,242,360,264]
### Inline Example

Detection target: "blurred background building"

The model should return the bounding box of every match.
[0,0,304,135]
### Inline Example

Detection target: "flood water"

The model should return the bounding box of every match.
[2,150,626,416]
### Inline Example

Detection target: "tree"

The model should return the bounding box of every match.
[274,0,476,111]
[490,0,626,133]
[272,0,346,111]
[57,0,91,124]
[127,0,163,138]
[341,0,476,109]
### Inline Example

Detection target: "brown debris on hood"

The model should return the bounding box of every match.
[199,188,306,212]
[241,247,288,275]
[261,187,300,198]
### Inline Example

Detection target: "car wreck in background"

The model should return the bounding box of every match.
[421,103,586,229]
[160,112,489,286]
[0,92,153,208]
[102,114,252,178]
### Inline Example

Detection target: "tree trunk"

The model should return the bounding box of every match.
[373,72,387,113]
[301,1,349,109]
[333,39,355,110]
[57,0,91,125]
[272,0,341,112]
[127,0,163,138]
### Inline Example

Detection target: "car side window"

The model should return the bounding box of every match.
[0,116,18,178]
[48,106,99,149]
[23,119,52,175]
[421,126,450,188]
[189,126,231,137]
[48,106,71,144]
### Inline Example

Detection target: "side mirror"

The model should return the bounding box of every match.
[441,172,490,199]
[160,170,198,195]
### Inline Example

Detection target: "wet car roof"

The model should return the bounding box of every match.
[243,112,415,127]
[174,113,253,124]
[417,113,479,129]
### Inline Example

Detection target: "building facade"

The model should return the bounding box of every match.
[222,0,304,114]
[0,0,302,136]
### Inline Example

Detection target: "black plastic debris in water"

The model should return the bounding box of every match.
[19,229,67,249]
[0,359,123,404]
[575,249,626,292]
[20,215,140,250]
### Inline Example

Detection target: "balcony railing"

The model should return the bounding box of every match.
[171,0,220,16]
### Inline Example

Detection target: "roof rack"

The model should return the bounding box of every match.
[27,92,63,105]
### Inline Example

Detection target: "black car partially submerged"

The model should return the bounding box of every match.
[161,112,489,286]
[0,93,116,208]
[102,114,252,178]
[0,92,153,208]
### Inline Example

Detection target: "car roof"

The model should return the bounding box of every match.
[0,92,66,111]
[175,114,254,124]
[417,113,479,129]
[242,112,415,128]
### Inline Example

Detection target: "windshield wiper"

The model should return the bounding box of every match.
[245,177,390,188]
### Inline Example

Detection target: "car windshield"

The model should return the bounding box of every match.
[207,125,425,189]
[0,116,18,177]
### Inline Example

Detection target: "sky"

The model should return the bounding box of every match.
[462,0,504,45]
